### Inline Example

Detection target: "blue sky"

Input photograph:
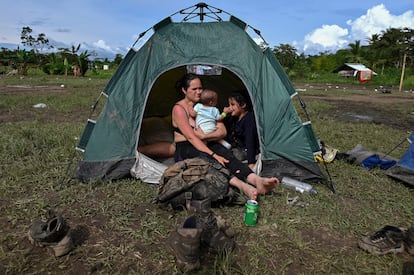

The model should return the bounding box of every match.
[1,1,413,58]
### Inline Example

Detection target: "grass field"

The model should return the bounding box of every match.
[0,75,413,274]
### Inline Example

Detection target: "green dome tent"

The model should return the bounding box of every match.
[73,3,325,183]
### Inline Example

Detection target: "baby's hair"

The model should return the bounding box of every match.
[199,89,217,105]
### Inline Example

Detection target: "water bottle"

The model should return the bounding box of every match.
[281,177,317,195]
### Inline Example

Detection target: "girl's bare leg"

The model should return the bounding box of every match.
[229,177,258,200]
[246,174,279,195]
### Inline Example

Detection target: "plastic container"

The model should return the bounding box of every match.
[281,177,317,195]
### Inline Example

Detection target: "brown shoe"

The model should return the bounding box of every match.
[28,211,69,244]
[28,210,74,257]
[49,232,74,257]
[358,226,405,255]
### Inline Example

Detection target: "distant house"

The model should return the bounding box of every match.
[333,63,377,82]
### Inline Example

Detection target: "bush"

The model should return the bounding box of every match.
[42,63,65,75]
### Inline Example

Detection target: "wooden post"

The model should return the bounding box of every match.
[399,52,407,92]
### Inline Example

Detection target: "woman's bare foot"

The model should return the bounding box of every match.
[247,174,279,195]
[229,177,258,200]
[240,183,258,200]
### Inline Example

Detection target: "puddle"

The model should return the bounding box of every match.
[343,112,373,121]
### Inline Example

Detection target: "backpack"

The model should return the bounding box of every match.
[156,157,244,210]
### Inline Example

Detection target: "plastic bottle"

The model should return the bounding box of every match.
[281,177,317,195]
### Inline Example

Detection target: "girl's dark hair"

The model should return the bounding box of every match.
[229,90,252,111]
[175,73,202,93]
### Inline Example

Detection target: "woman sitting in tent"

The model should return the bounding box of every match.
[172,73,279,200]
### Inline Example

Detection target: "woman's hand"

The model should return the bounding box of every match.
[193,126,207,140]
[212,153,229,166]
[195,122,227,142]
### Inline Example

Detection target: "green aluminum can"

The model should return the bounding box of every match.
[244,199,259,226]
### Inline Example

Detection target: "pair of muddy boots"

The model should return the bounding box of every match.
[167,199,235,272]
[28,210,74,257]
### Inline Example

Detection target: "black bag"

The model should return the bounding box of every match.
[156,157,243,210]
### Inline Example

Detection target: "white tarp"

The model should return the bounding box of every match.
[130,151,168,184]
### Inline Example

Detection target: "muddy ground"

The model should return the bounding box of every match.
[1,83,414,130]
[294,82,414,131]
[1,82,413,274]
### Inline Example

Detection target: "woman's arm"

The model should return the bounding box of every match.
[173,105,228,165]
[194,121,227,142]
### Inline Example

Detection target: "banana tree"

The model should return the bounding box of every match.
[15,48,30,75]
[77,50,90,76]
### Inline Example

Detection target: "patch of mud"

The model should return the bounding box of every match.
[329,100,412,130]
[302,95,414,131]
[0,85,68,95]
[0,109,89,123]
[294,82,414,95]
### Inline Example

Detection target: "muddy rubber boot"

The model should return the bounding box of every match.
[405,227,414,255]
[167,215,202,272]
[189,199,235,252]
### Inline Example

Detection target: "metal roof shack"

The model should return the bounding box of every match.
[333,63,377,82]
[333,63,377,77]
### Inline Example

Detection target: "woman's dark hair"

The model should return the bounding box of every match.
[175,73,202,93]
[229,90,253,111]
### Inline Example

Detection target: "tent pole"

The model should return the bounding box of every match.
[320,141,336,193]
[383,135,409,158]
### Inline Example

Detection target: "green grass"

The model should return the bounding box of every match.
[0,75,413,274]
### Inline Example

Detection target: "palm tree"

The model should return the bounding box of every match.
[367,34,380,46]
[347,40,363,63]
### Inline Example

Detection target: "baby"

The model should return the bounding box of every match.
[190,89,231,149]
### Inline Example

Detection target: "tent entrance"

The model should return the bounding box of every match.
[138,65,251,161]
[143,65,246,118]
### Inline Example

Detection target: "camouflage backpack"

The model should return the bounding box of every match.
[156,157,243,210]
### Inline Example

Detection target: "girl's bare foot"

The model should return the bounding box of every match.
[247,174,279,195]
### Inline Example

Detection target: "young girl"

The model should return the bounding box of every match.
[224,92,259,170]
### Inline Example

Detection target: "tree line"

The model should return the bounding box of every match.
[0,27,123,76]
[272,27,413,82]
[0,26,412,84]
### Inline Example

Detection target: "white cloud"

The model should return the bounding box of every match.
[305,25,349,47]
[92,40,114,52]
[302,25,349,53]
[300,4,414,54]
[347,4,414,42]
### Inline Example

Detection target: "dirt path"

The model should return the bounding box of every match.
[1,83,413,130]
[304,94,414,104]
